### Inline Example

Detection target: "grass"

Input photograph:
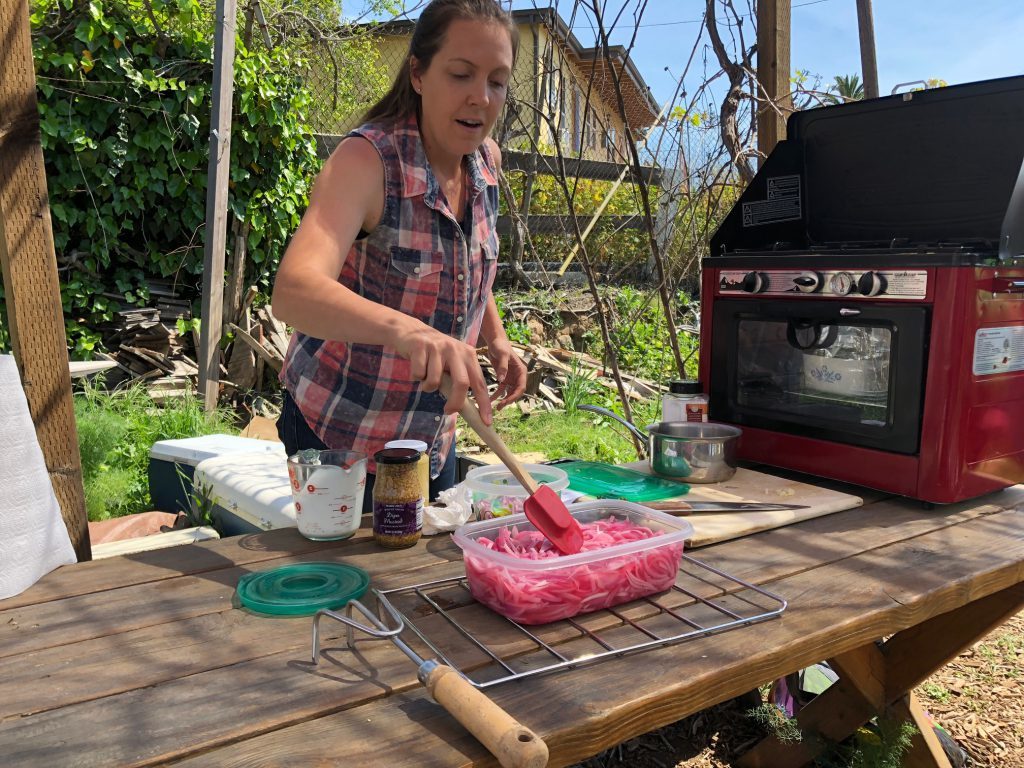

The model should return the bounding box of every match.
[921,682,951,703]
[470,394,662,465]
[75,380,237,521]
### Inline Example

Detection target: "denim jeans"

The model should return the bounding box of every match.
[277,390,456,513]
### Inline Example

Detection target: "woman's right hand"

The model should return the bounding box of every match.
[393,321,493,425]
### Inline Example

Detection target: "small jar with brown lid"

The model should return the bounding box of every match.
[372,447,424,549]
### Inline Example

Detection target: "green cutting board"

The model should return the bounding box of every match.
[557,460,690,502]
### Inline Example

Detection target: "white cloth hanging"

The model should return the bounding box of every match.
[0,355,77,600]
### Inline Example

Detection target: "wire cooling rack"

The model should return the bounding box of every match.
[365,554,787,689]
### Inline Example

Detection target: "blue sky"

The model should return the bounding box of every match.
[504,0,1024,108]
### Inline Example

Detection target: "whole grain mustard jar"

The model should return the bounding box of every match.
[384,439,431,504]
[372,447,423,549]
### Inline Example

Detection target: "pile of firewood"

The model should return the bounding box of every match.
[97,281,200,400]
[85,268,298,404]
[90,277,661,413]
[223,301,290,393]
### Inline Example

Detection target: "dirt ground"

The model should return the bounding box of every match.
[570,611,1023,768]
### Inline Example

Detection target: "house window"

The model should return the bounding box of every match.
[572,87,582,153]
[587,110,598,150]
[604,126,617,158]
[558,71,569,137]
[548,67,560,116]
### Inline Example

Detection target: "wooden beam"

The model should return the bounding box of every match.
[756,0,792,157]
[494,214,645,236]
[0,0,90,560]
[856,0,880,99]
[198,0,238,410]
[313,136,664,184]
[887,694,953,768]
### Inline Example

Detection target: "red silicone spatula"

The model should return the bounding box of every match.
[450,381,584,555]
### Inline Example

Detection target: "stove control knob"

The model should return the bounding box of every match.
[858,271,887,297]
[793,271,823,293]
[741,271,769,293]
[829,271,856,296]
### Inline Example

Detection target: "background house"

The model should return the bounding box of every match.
[323,7,661,162]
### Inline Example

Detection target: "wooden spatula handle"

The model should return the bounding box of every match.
[442,375,539,494]
[423,663,549,768]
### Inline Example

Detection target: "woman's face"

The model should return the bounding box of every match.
[411,18,514,167]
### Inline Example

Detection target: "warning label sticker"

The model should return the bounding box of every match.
[973,326,1024,376]
[742,175,802,227]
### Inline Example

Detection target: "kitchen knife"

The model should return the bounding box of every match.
[642,500,809,514]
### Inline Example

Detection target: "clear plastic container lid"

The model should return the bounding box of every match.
[463,463,569,497]
[452,499,692,571]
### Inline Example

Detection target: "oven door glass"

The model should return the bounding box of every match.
[709,300,929,453]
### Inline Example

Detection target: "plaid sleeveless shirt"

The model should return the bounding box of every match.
[281,114,500,477]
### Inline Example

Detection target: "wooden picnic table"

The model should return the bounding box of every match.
[2,478,1022,768]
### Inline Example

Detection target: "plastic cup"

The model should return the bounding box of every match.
[287,449,367,540]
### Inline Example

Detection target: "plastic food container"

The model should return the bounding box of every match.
[463,463,569,519]
[452,500,693,625]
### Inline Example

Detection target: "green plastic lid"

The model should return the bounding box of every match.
[559,461,690,502]
[236,562,370,616]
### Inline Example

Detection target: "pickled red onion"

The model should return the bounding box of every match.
[464,517,684,625]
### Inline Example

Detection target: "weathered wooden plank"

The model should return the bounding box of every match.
[0,527,337,610]
[4,488,1017,686]
[677,487,1024,585]
[197,0,238,409]
[828,642,886,710]
[4,510,1022,768]
[495,213,644,235]
[0,534,463,658]
[0,0,90,560]
[882,580,1024,699]
[739,583,1024,768]
[313,135,663,185]
[158,511,1024,768]
[228,321,283,372]
[888,694,953,768]
[755,0,792,156]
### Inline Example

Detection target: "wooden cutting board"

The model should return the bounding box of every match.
[621,462,863,547]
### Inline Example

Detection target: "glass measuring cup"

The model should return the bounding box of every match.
[287,449,367,540]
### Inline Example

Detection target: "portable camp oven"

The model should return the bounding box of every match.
[699,75,1024,503]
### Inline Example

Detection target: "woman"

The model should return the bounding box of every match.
[272,0,527,503]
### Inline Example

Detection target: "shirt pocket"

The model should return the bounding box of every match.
[389,247,445,279]
[478,238,499,296]
[383,246,447,316]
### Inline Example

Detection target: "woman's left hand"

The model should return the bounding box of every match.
[486,340,527,409]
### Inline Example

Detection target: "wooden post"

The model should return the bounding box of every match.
[0,0,90,559]
[856,0,880,98]
[756,0,792,157]
[198,0,238,410]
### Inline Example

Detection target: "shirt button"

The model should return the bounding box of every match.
[456,315,464,323]
[457,273,465,281]
[434,415,441,422]
[413,266,421,274]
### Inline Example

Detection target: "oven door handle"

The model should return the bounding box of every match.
[786,319,839,350]
[839,307,862,316]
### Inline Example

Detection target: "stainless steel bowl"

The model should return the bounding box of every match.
[645,422,742,483]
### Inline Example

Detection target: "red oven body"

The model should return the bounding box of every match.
[699,263,1024,502]
[700,76,1024,503]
